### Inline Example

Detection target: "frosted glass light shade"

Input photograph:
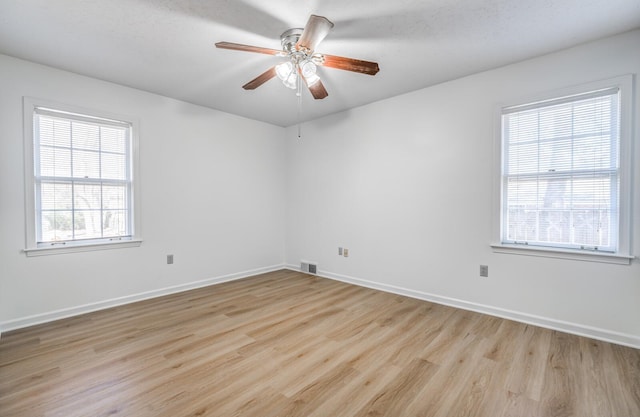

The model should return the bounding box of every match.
[300,60,316,78]
[283,72,297,89]
[275,61,294,80]
[304,73,320,86]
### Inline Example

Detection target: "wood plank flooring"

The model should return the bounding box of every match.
[1,269,639,416]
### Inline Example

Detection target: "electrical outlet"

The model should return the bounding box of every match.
[479,265,488,277]
[344,248,349,257]
[338,247,343,256]
[167,254,174,265]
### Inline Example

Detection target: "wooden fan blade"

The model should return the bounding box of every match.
[215,41,283,56]
[242,67,277,90]
[297,15,334,52]
[319,54,380,76]
[306,79,329,100]
[298,66,328,99]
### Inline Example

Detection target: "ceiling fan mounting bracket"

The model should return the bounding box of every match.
[280,28,304,54]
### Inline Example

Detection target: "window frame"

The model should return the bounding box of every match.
[23,97,142,256]
[491,75,634,265]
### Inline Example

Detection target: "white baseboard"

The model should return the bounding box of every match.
[0,264,285,333]
[284,264,640,349]
[4,263,638,349]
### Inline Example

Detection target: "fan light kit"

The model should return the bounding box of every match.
[274,28,321,91]
[216,15,380,100]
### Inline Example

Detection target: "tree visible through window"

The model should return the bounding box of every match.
[32,107,134,246]
[501,87,620,252]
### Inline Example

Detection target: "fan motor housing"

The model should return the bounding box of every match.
[280,28,303,53]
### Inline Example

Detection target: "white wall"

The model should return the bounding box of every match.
[2,30,639,348]
[285,30,640,347]
[0,54,286,330]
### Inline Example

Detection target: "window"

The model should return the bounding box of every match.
[23,98,141,255]
[493,76,633,264]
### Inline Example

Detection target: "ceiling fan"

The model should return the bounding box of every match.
[215,15,380,100]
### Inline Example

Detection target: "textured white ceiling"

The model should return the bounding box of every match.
[1,0,638,126]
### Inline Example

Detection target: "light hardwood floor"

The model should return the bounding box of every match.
[1,269,639,416]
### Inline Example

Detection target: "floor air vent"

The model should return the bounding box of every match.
[300,261,317,275]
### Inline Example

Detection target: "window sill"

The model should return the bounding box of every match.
[24,239,142,257]
[491,243,634,265]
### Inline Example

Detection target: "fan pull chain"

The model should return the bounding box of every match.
[297,76,302,139]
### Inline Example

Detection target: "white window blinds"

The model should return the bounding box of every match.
[33,107,133,245]
[501,87,620,252]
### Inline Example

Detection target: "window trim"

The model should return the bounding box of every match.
[23,97,142,256]
[491,75,634,264]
